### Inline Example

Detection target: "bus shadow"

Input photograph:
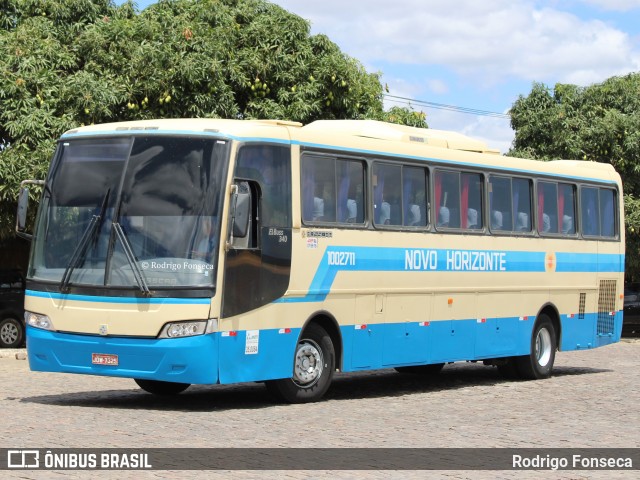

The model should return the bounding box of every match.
[20,363,610,412]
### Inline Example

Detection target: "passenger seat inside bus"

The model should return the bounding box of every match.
[313,197,325,221]
[467,208,478,229]
[438,206,450,227]
[516,212,530,231]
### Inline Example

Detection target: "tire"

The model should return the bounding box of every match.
[265,323,335,403]
[515,314,557,380]
[134,379,190,395]
[394,363,445,375]
[0,316,25,349]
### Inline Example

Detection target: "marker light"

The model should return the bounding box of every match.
[25,311,54,331]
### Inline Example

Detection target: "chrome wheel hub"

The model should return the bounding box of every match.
[535,327,552,367]
[293,339,324,387]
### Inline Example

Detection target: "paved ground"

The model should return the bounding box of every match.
[0,340,638,479]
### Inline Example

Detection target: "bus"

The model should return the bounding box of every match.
[16,118,625,403]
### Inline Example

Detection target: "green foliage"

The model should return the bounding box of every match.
[0,0,425,239]
[509,74,640,281]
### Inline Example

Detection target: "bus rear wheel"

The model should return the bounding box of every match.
[134,379,190,395]
[515,314,557,380]
[265,323,335,403]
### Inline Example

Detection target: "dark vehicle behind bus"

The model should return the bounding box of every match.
[623,284,640,337]
[0,269,26,348]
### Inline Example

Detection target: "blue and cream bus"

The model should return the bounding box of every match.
[17,118,624,402]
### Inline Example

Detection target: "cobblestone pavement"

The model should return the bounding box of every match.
[0,340,638,480]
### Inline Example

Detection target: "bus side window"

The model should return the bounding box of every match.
[302,155,335,223]
[538,181,558,234]
[560,183,576,235]
[513,178,532,232]
[373,163,401,226]
[338,160,365,224]
[434,170,460,229]
[462,172,483,230]
[581,187,600,236]
[403,166,428,227]
[489,175,511,232]
[302,155,364,225]
[600,188,616,237]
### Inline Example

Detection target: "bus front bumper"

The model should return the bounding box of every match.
[26,326,219,385]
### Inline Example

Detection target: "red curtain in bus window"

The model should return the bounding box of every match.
[461,174,470,228]
[435,173,442,211]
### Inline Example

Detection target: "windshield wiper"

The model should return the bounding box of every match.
[112,222,151,296]
[60,189,110,292]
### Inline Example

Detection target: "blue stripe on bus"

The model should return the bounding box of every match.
[277,247,624,303]
[25,290,211,305]
[26,310,622,384]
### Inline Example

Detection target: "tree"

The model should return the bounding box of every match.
[0,0,427,240]
[509,74,640,281]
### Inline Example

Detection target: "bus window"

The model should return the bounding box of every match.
[463,173,483,230]
[513,178,532,232]
[538,182,558,234]
[301,155,364,225]
[373,163,401,226]
[236,144,291,228]
[559,183,576,235]
[490,176,511,232]
[435,170,482,230]
[600,188,616,237]
[302,156,335,223]
[581,187,600,236]
[582,186,617,238]
[435,171,460,228]
[403,166,428,227]
[338,160,365,223]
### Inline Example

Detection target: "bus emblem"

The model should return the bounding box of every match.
[99,324,108,335]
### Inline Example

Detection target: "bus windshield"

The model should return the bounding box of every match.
[29,135,229,292]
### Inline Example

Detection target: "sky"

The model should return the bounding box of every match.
[121,0,640,153]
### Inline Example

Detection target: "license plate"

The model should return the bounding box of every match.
[92,353,118,366]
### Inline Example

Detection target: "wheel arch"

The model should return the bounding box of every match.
[536,302,562,350]
[300,310,343,372]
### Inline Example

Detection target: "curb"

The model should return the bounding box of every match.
[0,348,27,360]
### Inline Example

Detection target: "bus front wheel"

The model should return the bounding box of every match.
[134,379,190,395]
[265,323,335,403]
[515,314,557,380]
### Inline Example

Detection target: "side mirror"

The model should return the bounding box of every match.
[15,180,44,241]
[226,182,252,250]
[233,188,251,238]
[16,187,29,233]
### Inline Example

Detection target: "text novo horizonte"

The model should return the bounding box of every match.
[405,249,507,272]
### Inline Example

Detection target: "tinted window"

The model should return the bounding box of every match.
[302,155,364,225]
[435,170,482,230]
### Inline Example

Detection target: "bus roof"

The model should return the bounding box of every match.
[302,120,500,155]
[62,118,620,185]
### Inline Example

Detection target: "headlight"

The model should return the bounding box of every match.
[159,320,208,338]
[25,311,54,331]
